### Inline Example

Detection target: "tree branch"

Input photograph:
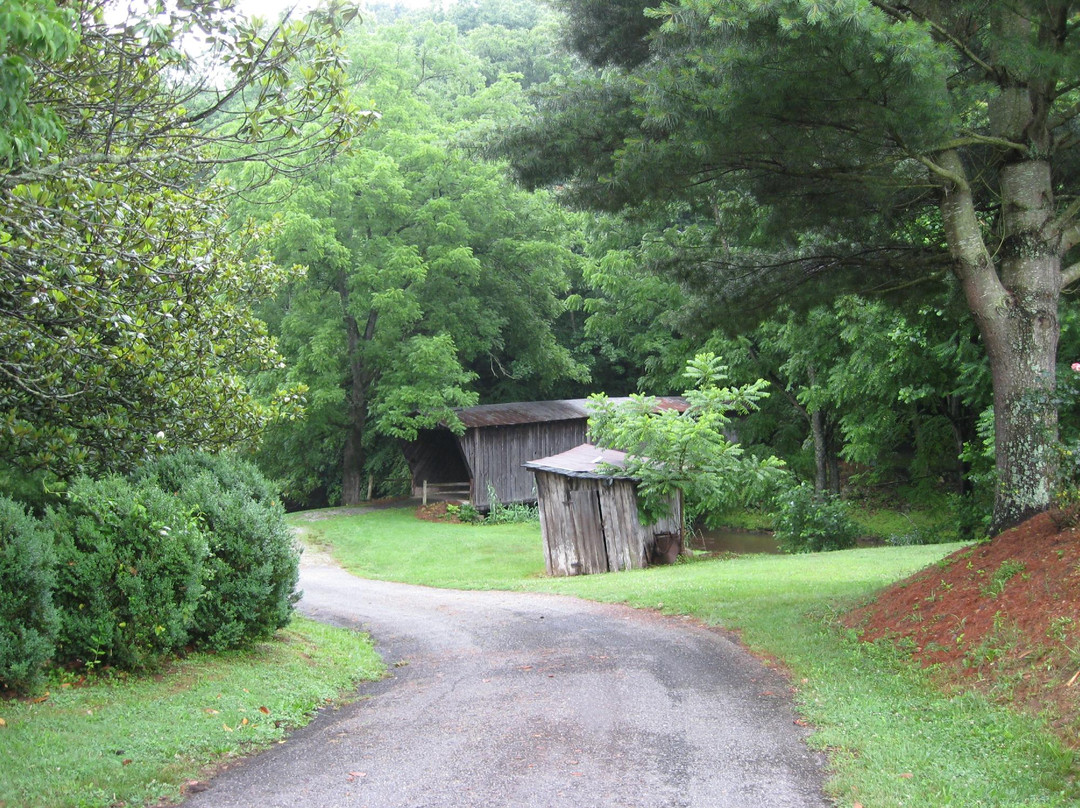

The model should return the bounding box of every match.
[937,133,1029,155]
[1062,261,1080,289]
[1049,198,1080,249]
[869,1,997,79]
[915,153,971,193]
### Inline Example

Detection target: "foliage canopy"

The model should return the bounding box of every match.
[0,0,371,477]
[503,0,1080,531]
[588,353,786,525]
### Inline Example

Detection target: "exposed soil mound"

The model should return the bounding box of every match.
[415,501,461,522]
[846,512,1080,744]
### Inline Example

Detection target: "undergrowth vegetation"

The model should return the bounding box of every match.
[0,452,299,692]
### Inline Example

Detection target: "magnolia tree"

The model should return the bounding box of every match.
[587,353,786,526]
[0,0,371,477]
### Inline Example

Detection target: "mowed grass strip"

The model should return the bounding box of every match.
[302,506,1080,807]
[292,508,546,588]
[0,618,383,808]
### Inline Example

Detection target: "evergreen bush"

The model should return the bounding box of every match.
[48,476,206,671]
[0,496,58,692]
[774,483,860,553]
[137,451,300,650]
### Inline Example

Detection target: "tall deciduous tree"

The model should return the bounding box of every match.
[503,0,1080,532]
[249,17,588,506]
[0,0,370,477]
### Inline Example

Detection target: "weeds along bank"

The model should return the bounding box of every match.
[0,451,299,693]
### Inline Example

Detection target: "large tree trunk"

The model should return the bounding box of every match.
[936,119,1061,533]
[340,283,379,506]
[826,431,841,495]
[811,408,829,495]
[803,365,842,497]
[341,310,368,506]
[809,408,842,497]
[341,417,366,506]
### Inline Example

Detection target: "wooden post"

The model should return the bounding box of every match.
[367,474,374,501]
[422,480,428,506]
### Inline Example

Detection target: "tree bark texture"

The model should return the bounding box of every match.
[935,36,1063,531]
[340,281,379,506]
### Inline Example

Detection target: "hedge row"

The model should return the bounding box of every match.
[0,452,300,692]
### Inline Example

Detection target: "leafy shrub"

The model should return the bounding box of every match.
[484,485,538,524]
[774,483,860,553]
[1049,486,1080,530]
[0,496,58,692]
[137,451,300,650]
[138,449,278,504]
[0,465,65,516]
[445,503,483,523]
[48,476,206,671]
[486,500,539,524]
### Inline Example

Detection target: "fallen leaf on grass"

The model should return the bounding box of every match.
[122,759,132,766]
[259,706,271,715]
[0,717,6,728]
[204,708,219,715]
[899,773,913,779]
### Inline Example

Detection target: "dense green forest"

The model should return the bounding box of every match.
[5,0,1080,537]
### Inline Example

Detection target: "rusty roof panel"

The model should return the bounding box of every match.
[523,443,633,479]
[453,396,688,429]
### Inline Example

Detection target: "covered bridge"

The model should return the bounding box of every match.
[401,397,687,510]
[525,443,684,576]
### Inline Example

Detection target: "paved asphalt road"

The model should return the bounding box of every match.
[184,557,831,807]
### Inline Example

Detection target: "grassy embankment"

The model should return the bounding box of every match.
[296,507,1080,808]
[0,618,383,807]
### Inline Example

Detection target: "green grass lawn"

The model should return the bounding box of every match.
[0,618,383,808]
[297,506,1080,807]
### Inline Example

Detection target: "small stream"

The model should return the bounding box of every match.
[687,528,780,555]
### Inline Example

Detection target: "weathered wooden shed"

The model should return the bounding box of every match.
[401,397,687,511]
[524,443,684,576]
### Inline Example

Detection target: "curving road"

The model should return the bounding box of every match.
[184,557,831,807]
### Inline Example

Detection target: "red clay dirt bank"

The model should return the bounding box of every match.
[847,512,1080,744]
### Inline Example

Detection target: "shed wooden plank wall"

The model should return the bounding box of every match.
[462,419,588,509]
[534,470,683,576]
[600,480,648,571]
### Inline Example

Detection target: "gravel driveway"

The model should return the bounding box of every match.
[183,558,831,807]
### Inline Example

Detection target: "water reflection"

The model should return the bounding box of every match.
[688,528,780,555]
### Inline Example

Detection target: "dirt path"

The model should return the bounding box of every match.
[183,560,831,807]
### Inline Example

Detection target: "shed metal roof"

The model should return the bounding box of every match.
[523,443,634,480]
[453,396,688,429]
